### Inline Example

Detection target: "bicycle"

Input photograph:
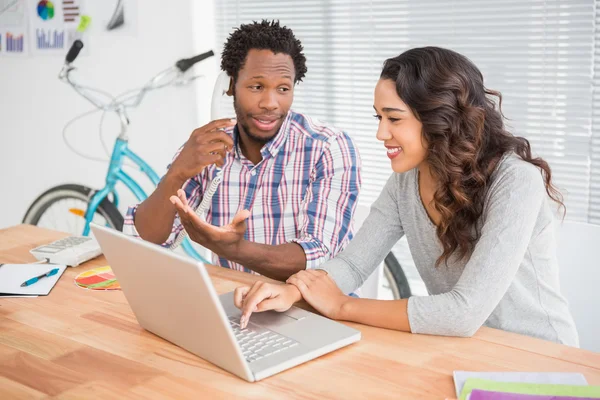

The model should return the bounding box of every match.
[22,40,213,263]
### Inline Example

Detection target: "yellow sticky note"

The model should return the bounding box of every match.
[77,15,91,32]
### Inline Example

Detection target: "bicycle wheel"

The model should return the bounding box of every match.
[23,184,123,235]
[381,252,412,299]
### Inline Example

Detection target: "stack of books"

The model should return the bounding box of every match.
[452,371,600,400]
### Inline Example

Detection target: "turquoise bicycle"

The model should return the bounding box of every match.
[22,40,214,263]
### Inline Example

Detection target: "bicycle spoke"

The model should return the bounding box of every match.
[25,185,122,241]
[53,201,66,232]
[37,198,99,235]
[66,199,76,234]
[73,199,86,234]
[50,204,63,231]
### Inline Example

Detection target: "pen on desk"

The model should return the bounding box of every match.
[20,268,59,287]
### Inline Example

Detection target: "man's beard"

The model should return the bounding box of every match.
[233,96,279,144]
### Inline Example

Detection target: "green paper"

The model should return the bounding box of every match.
[460,378,600,400]
[77,15,91,32]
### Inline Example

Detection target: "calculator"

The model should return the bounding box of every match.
[30,236,102,267]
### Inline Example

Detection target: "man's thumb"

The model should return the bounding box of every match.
[231,209,251,226]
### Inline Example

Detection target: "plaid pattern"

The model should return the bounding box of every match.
[124,110,361,273]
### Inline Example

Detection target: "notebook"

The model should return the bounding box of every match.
[459,379,600,400]
[454,371,588,398]
[469,389,599,400]
[0,263,67,297]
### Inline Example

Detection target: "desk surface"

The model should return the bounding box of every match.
[1,225,599,399]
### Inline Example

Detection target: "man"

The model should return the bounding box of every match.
[124,20,361,281]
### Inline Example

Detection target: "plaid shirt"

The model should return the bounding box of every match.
[124,110,361,273]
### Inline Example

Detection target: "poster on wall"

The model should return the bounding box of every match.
[100,0,136,37]
[28,0,87,56]
[0,0,29,57]
[1,0,135,58]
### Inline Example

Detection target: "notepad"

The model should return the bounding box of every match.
[454,371,588,398]
[469,389,600,400]
[0,264,67,297]
[459,379,600,400]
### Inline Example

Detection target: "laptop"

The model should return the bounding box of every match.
[90,224,361,382]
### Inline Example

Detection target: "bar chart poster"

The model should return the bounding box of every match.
[7,31,25,50]
[28,0,61,54]
[0,30,27,56]
[0,0,28,56]
[35,27,63,48]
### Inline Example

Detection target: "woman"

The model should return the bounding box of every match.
[233,47,579,346]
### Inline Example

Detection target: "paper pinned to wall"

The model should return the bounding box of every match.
[28,0,65,55]
[0,0,29,56]
[94,0,137,37]
[0,0,26,26]
[28,0,88,56]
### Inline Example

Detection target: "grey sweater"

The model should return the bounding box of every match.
[322,155,579,346]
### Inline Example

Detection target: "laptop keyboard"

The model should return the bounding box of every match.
[228,317,299,363]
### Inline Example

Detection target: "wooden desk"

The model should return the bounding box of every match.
[1,225,599,399]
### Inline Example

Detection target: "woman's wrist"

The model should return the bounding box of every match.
[336,295,354,320]
[285,283,303,303]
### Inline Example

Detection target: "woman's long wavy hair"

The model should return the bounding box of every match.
[380,47,565,266]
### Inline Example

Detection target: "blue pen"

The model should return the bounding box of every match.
[20,268,59,287]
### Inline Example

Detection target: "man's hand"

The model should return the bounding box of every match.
[170,189,250,256]
[234,281,302,328]
[133,119,236,245]
[167,119,236,183]
[286,270,349,320]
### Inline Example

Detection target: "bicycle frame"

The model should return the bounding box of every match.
[81,137,209,263]
[57,50,213,265]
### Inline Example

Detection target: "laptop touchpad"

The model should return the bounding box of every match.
[250,311,297,328]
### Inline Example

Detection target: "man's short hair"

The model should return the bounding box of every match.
[221,20,307,84]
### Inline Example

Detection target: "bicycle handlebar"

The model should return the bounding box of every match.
[65,40,84,63]
[60,41,215,139]
[175,50,215,73]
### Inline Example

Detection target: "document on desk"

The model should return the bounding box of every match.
[468,388,600,399]
[459,379,600,400]
[454,371,588,398]
[0,264,66,297]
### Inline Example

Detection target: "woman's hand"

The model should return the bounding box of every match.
[234,281,302,328]
[286,270,349,320]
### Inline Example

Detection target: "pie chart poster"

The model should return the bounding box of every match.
[28,0,85,56]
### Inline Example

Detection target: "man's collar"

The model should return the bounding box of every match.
[261,110,293,158]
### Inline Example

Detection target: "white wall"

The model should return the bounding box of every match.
[0,0,218,229]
